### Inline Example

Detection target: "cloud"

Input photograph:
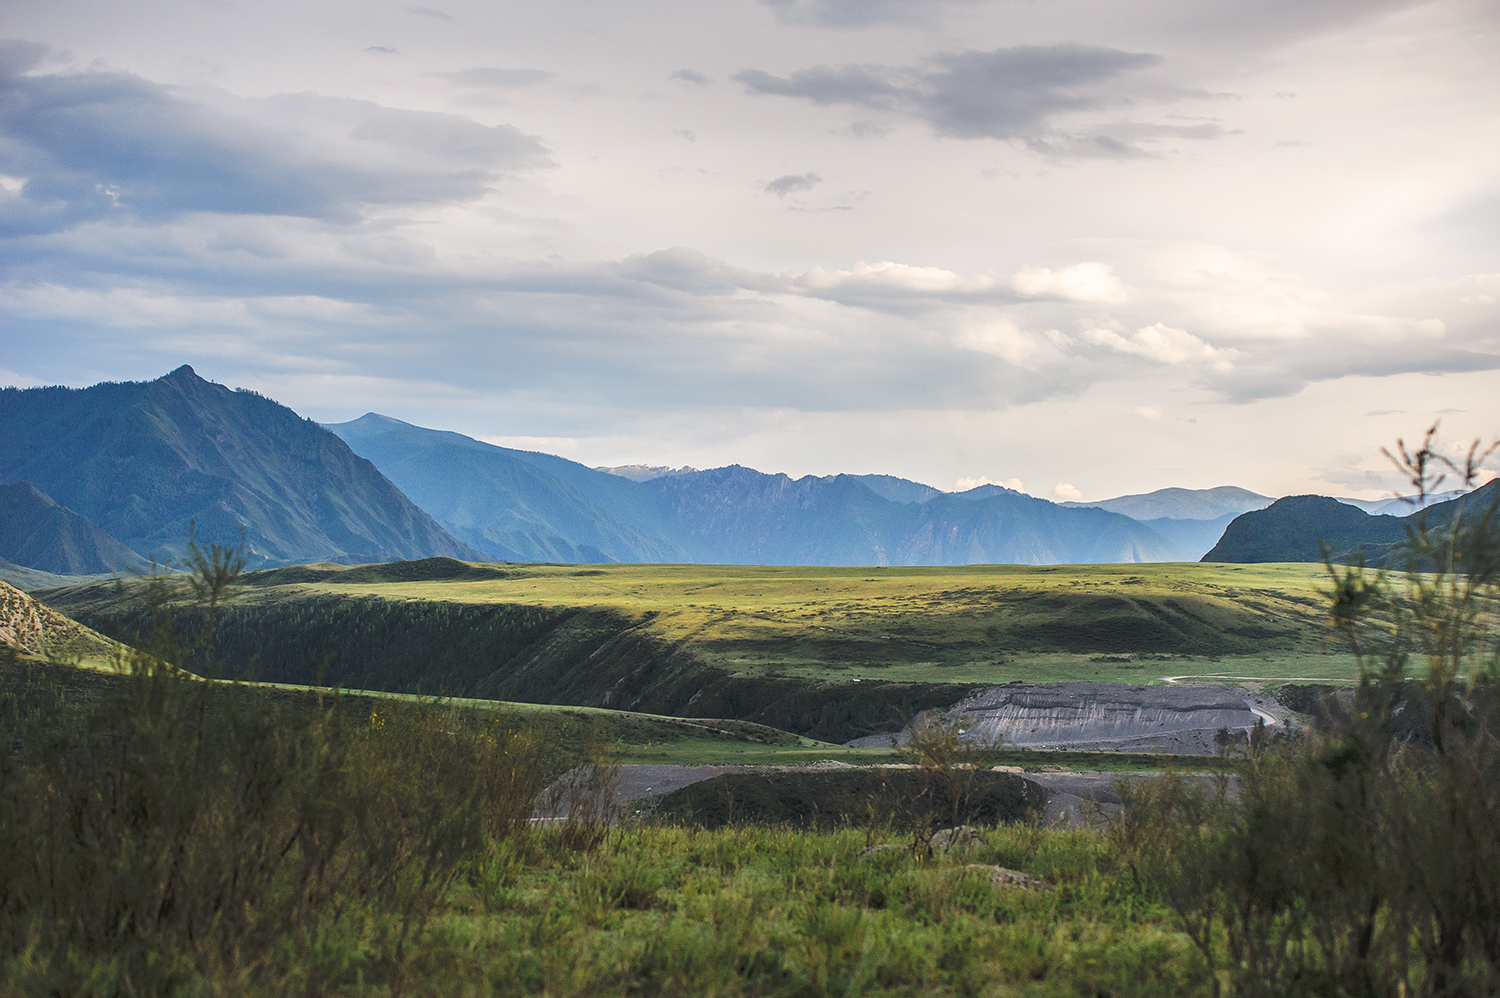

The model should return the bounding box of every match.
[364,46,398,54]
[433,67,554,88]
[408,7,455,20]
[1136,405,1163,419]
[764,172,823,197]
[955,475,1025,492]
[616,247,779,295]
[783,259,1126,309]
[759,0,978,28]
[1085,322,1235,368]
[1053,483,1083,500]
[670,69,711,86]
[1013,262,1128,304]
[735,44,1173,153]
[0,62,551,233]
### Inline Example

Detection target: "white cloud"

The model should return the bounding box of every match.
[954,475,1025,492]
[1136,405,1163,419]
[1085,322,1235,369]
[957,321,1069,368]
[1012,262,1128,304]
[1053,483,1083,500]
[790,260,999,294]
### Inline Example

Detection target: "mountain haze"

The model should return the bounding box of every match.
[1065,486,1273,521]
[0,481,150,575]
[332,415,1193,565]
[327,414,686,562]
[0,368,475,568]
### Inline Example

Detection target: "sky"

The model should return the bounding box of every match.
[2,0,1498,501]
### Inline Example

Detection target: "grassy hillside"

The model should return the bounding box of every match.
[1,578,123,667]
[41,559,1359,741]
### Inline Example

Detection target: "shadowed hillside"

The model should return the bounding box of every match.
[0,481,149,575]
[0,367,475,568]
[1204,481,1499,564]
[40,559,1348,740]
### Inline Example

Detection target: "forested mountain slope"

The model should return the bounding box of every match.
[0,367,474,568]
[1203,480,1500,564]
[0,481,149,575]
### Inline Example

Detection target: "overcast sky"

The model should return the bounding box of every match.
[2,0,1497,500]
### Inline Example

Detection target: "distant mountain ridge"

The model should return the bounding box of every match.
[1064,486,1273,521]
[0,367,475,568]
[329,414,1195,565]
[1203,481,1500,564]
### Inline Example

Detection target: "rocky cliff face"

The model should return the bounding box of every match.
[955,682,1277,754]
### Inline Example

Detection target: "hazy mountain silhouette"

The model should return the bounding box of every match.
[0,481,149,575]
[328,414,686,563]
[332,415,1189,565]
[0,367,474,568]
[1064,486,1273,521]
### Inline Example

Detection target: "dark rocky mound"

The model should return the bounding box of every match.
[652,768,1044,830]
[242,557,518,587]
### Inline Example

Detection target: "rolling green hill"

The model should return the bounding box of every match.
[41,559,1356,741]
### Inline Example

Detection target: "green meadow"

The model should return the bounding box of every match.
[40,559,1362,746]
[233,559,1359,684]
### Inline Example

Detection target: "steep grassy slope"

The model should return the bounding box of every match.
[0,367,474,567]
[0,481,149,575]
[0,579,122,666]
[42,559,1355,740]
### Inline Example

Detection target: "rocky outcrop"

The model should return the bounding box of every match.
[955,681,1276,754]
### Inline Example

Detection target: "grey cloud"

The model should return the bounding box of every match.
[0,62,551,233]
[759,0,978,28]
[434,67,554,89]
[364,46,398,54]
[736,45,1166,150]
[0,39,50,77]
[616,247,779,295]
[670,69,711,86]
[764,172,823,197]
[6,210,1498,419]
[408,7,455,20]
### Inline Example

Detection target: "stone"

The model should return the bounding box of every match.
[963,864,1054,891]
[929,825,986,854]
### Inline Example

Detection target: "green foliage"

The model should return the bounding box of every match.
[899,709,1008,829]
[0,555,570,995]
[651,768,1043,831]
[1117,427,1500,998]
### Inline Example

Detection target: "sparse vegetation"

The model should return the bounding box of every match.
[1115,427,1500,997]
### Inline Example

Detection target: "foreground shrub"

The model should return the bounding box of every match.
[1117,428,1500,998]
[0,654,559,995]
